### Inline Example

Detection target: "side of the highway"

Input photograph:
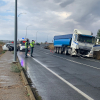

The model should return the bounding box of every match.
[18,51,87,100]
[17,45,100,100]
[40,45,100,68]
[0,51,30,100]
[34,46,100,99]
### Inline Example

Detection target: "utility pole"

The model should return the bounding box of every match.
[17,13,26,39]
[25,25,32,39]
[36,31,38,43]
[47,34,49,43]
[14,0,17,62]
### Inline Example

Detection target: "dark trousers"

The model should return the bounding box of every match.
[25,48,28,57]
[31,47,34,56]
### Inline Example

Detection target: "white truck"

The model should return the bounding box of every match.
[54,29,100,57]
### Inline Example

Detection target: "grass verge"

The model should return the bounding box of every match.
[48,43,54,50]
[1,50,6,54]
[11,63,21,73]
[0,41,4,45]
[12,51,14,54]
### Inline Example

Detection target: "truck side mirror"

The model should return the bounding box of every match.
[96,39,99,44]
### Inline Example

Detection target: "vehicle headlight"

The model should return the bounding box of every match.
[19,44,21,46]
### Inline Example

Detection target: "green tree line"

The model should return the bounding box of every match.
[97,29,100,37]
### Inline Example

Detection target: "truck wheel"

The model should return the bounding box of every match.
[54,47,57,53]
[59,48,62,54]
[70,49,73,57]
[64,48,68,55]
[57,47,59,54]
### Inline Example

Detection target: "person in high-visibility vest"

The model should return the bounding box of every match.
[30,40,35,57]
[25,39,29,58]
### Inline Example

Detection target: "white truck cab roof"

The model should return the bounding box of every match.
[74,29,93,35]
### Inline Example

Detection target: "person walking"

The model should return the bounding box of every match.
[30,40,35,57]
[25,39,29,58]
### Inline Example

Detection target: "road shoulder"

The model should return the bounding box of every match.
[0,51,30,100]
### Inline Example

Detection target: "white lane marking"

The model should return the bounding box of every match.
[34,50,100,70]
[31,56,94,100]
[80,57,100,63]
[45,53,49,54]
[38,46,100,63]
[51,54,100,70]
[35,48,100,63]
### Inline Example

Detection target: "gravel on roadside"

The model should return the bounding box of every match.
[0,51,30,100]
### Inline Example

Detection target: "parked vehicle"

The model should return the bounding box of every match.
[18,38,30,51]
[36,42,40,45]
[2,43,13,50]
[54,29,100,57]
[7,44,14,51]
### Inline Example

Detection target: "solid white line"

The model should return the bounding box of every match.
[45,53,49,54]
[51,54,100,70]
[33,49,100,69]
[37,47,100,63]
[31,57,94,100]
[36,50,100,70]
[80,57,100,63]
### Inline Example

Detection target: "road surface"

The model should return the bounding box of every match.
[18,45,100,100]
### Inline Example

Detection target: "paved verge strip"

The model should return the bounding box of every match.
[17,56,36,100]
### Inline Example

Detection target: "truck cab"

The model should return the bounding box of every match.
[71,29,95,57]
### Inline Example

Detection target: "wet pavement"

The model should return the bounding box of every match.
[18,45,100,100]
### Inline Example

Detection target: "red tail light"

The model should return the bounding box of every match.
[23,41,26,43]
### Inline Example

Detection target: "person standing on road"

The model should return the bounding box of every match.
[25,39,29,58]
[30,40,35,57]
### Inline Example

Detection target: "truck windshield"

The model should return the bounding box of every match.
[78,35,95,44]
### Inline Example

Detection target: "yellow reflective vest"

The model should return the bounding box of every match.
[30,41,35,47]
[25,42,29,48]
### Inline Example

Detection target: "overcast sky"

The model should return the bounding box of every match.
[0,0,100,42]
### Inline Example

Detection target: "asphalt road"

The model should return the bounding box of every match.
[18,45,100,100]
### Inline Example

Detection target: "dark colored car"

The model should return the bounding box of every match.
[36,43,40,45]
[44,44,49,49]
[7,44,18,51]
[7,44,14,51]
[6,43,13,47]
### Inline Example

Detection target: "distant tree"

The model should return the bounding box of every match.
[97,29,100,37]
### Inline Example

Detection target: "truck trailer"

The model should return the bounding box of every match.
[54,29,97,57]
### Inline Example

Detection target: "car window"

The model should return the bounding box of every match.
[20,41,26,45]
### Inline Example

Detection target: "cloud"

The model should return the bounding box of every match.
[60,0,74,8]
[0,0,100,42]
